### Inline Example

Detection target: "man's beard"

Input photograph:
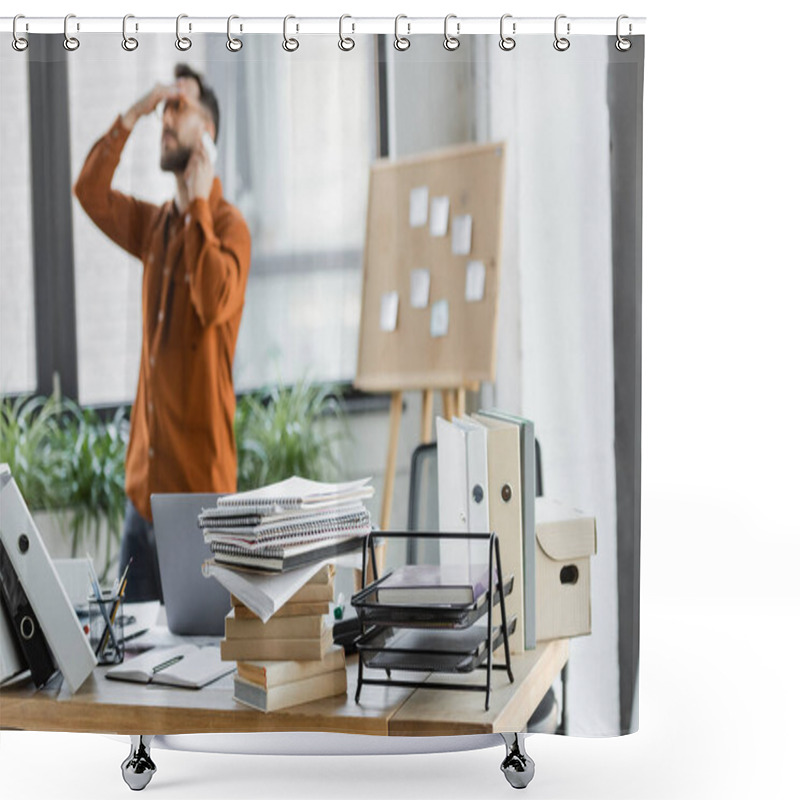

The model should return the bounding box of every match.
[160,144,192,174]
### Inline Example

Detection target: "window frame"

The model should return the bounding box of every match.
[5,36,392,416]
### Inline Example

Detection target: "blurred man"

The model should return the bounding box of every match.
[74,65,251,600]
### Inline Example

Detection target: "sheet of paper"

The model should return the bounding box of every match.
[430,299,450,338]
[410,269,431,309]
[465,260,486,302]
[409,186,429,228]
[380,291,399,332]
[430,196,450,237]
[452,214,473,255]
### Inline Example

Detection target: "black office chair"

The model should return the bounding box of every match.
[405,437,562,735]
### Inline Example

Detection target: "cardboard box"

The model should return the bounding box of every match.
[534,498,597,642]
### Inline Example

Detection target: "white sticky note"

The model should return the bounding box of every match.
[430,299,449,338]
[465,260,486,302]
[452,214,473,256]
[409,186,429,228]
[410,269,431,309]
[430,197,450,237]
[380,291,399,332]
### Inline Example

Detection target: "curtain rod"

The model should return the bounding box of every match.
[1,16,646,37]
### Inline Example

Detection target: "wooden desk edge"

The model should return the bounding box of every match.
[0,641,569,738]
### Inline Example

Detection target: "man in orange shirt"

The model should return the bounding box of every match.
[74,65,251,601]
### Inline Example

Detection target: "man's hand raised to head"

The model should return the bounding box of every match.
[184,137,215,203]
[121,83,179,131]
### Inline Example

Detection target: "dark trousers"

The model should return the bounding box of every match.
[118,500,164,603]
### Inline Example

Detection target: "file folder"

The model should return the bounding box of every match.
[436,417,471,570]
[478,409,537,648]
[472,413,525,653]
[0,478,96,693]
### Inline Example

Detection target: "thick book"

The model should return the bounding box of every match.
[225,610,325,640]
[211,536,365,573]
[217,476,374,514]
[375,563,495,606]
[106,644,234,689]
[220,625,334,662]
[236,644,345,688]
[235,601,330,620]
[233,668,347,713]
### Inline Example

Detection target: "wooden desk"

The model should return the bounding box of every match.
[0,639,567,737]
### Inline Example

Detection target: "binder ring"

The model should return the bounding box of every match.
[282,15,299,52]
[227,15,243,52]
[338,14,355,51]
[443,14,460,51]
[12,14,28,52]
[499,14,516,51]
[394,15,410,51]
[175,14,192,51]
[615,14,632,52]
[122,14,138,51]
[553,14,570,52]
[63,14,80,51]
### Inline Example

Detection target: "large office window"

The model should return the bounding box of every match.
[0,56,36,395]
[209,37,376,390]
[4,36,376,405]
[68,36,210,405]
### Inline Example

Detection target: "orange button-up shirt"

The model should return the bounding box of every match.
[74,116,251,521]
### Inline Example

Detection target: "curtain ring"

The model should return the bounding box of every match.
[122,14,138,51]
[394,14,410,51]
[282,15,299,52]
[175,14,192,51]
[63,14,80,51]
[443,14,460,51]
[227,15,243,51]
[338,14,355,51]
[553,14,570,52]
[12,15,29,52]
[499,14,516,51]
[615,15,632,52]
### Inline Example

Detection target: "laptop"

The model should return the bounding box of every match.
[151,493,231,636]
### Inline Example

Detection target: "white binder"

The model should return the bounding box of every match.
[0,478,96,693]
[436,417,470,577]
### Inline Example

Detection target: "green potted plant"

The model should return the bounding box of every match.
[235,378,348,491]
[0,394,128,580]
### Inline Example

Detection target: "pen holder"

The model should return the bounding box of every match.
[89,591,125,665]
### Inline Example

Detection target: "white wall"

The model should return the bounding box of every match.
[486,39,620,736]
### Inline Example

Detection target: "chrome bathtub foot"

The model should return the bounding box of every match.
[122,735,156,791]
[500,732,535,789]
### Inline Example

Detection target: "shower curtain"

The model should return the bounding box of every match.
[0,17,644,793]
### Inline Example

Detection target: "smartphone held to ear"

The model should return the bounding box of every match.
[201,131,217,165]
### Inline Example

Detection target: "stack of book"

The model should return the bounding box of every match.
[223,564,348,712]
[199,476,374,573]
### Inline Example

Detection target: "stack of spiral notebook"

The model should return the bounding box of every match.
[199,476,374,573]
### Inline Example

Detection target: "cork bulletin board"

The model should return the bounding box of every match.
[354,142,506,393]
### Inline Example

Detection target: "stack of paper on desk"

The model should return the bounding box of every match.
[199,476,374,572]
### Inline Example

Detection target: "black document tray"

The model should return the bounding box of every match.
[351,573,514,629]
[356,616,517,673]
